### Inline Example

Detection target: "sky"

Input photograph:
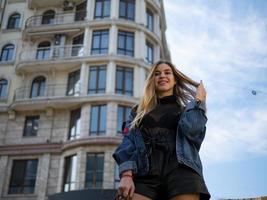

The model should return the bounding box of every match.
[164,0,267,199]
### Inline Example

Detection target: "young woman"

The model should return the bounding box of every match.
[113,60,210,200]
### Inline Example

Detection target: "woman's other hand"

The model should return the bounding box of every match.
[118,171,135,199]
[196,80,206,102]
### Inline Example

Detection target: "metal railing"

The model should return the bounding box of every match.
[19,45,84,62]
[25,10,87,28]
[14,83,81,101]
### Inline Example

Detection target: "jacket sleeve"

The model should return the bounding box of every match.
[178,100,207,150]
[112,106,138,176]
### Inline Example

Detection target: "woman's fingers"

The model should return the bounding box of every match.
[119,177,135,198]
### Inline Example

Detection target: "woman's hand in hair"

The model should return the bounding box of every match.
[118,171,135,199]
[196,80,206,102]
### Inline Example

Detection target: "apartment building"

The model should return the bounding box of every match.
[0,0,170,199]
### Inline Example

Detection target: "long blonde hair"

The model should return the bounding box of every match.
[130,60,199,129]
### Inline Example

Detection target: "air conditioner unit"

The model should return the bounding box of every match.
[63,1,74,11]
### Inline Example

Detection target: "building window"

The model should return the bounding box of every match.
[7,13,21,29]
[36,41,51,60]
[30,76,46,98]
[146,8,154,32]
[8,159,38,194]
[72,33,84,56]
[94,0,110,19]
[75,1,87,21]
[42,10,55,24]
[90,105,106,135]
[146,40,154,64]
[85,153,104,189]
[117,105,131,134]
[63,155,77,192]
[116,66,133,96]
[88,66,106,94]
[91,30,109,55]
[114,164,120,189]
[68,108,81,140]
[23,116,39,137]
[0,79,8,99]
[0,44,14,62]
[119,0,135,21]
[117,31,134,57]
[67,70,80,96]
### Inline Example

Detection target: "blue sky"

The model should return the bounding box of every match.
[164,0,267,199]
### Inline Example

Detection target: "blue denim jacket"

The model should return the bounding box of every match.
[113,100,207,177]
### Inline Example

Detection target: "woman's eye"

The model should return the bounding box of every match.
[154,72,161,76]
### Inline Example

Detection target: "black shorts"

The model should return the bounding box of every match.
[134,147,210,200]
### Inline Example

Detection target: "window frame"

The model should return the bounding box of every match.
[117,30,134,57]
[0,79,8,99]
[117,105,131,134]
[146,8,154,32]
[88,65,106,94]
[146,40,154,64]
[68,108,81,140]
[66,70,80,96]
[30,76,46,98]
[63,155,77,192]
[8,159,38,194]
[115,66,133,96]
[89,105,106,135]
[23,116,40,137]
[85,153,104,189]
[91,29,109,55]
[0,44,15,62]
[94,0,111,19]
[7,13,21,29]
[119,0,135,21]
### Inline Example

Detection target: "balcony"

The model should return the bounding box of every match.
[16,45,84,73]
[24,11,87,38]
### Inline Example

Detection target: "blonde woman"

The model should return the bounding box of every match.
[113,61,210,200]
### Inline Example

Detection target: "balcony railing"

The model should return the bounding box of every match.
[19,45,84,62]
[25,11,87,28]
[14,84,81,101]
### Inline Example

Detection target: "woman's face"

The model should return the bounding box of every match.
[154,63,176,98]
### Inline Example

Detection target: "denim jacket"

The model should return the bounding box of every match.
[113,100,207,177]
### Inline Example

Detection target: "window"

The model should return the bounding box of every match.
[114,164,120,189]
[72,34,84,56]
[116,66,133,96]
[68,108,81,140]
[94,0,110,19]
[91,30,109,55]
[36,41,51,60]
[8,159,38,194]
[88,66,106,94]
[85,153,104,188]
[146,40,154,64]
[75,1,87,21]
[42,10,55,24]
[90,105,106,135]
[117,31,134,57]
[67,70,80,96]
[63,155,77,192]
[0,79,8,99]
[23,116,39,137]
[117,105,131,134]
[119,0,135,20]
[0,44,14,62]
[146,9,154,32]
[30,76,46,98]
[7,13,21,29]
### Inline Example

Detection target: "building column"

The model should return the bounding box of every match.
[135,31,146,60]
[155,14,161,38]
[108,25,118,55]
[83,27,90,56]
[37,154,50,200]
[134,65,146,98]
[106,61,116,94]
[111,0,119,19]
[135,0,146,25]
[80,104,90,138]
[86,0,94,20]
[106,102,117,136]
[80,62,88,96]
[155,44,160,62]
[0,156,8,196]
[103,150,116,189]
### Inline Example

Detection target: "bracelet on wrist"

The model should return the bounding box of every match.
[121,174,133,179]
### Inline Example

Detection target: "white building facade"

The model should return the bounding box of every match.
[0,0,170,199]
